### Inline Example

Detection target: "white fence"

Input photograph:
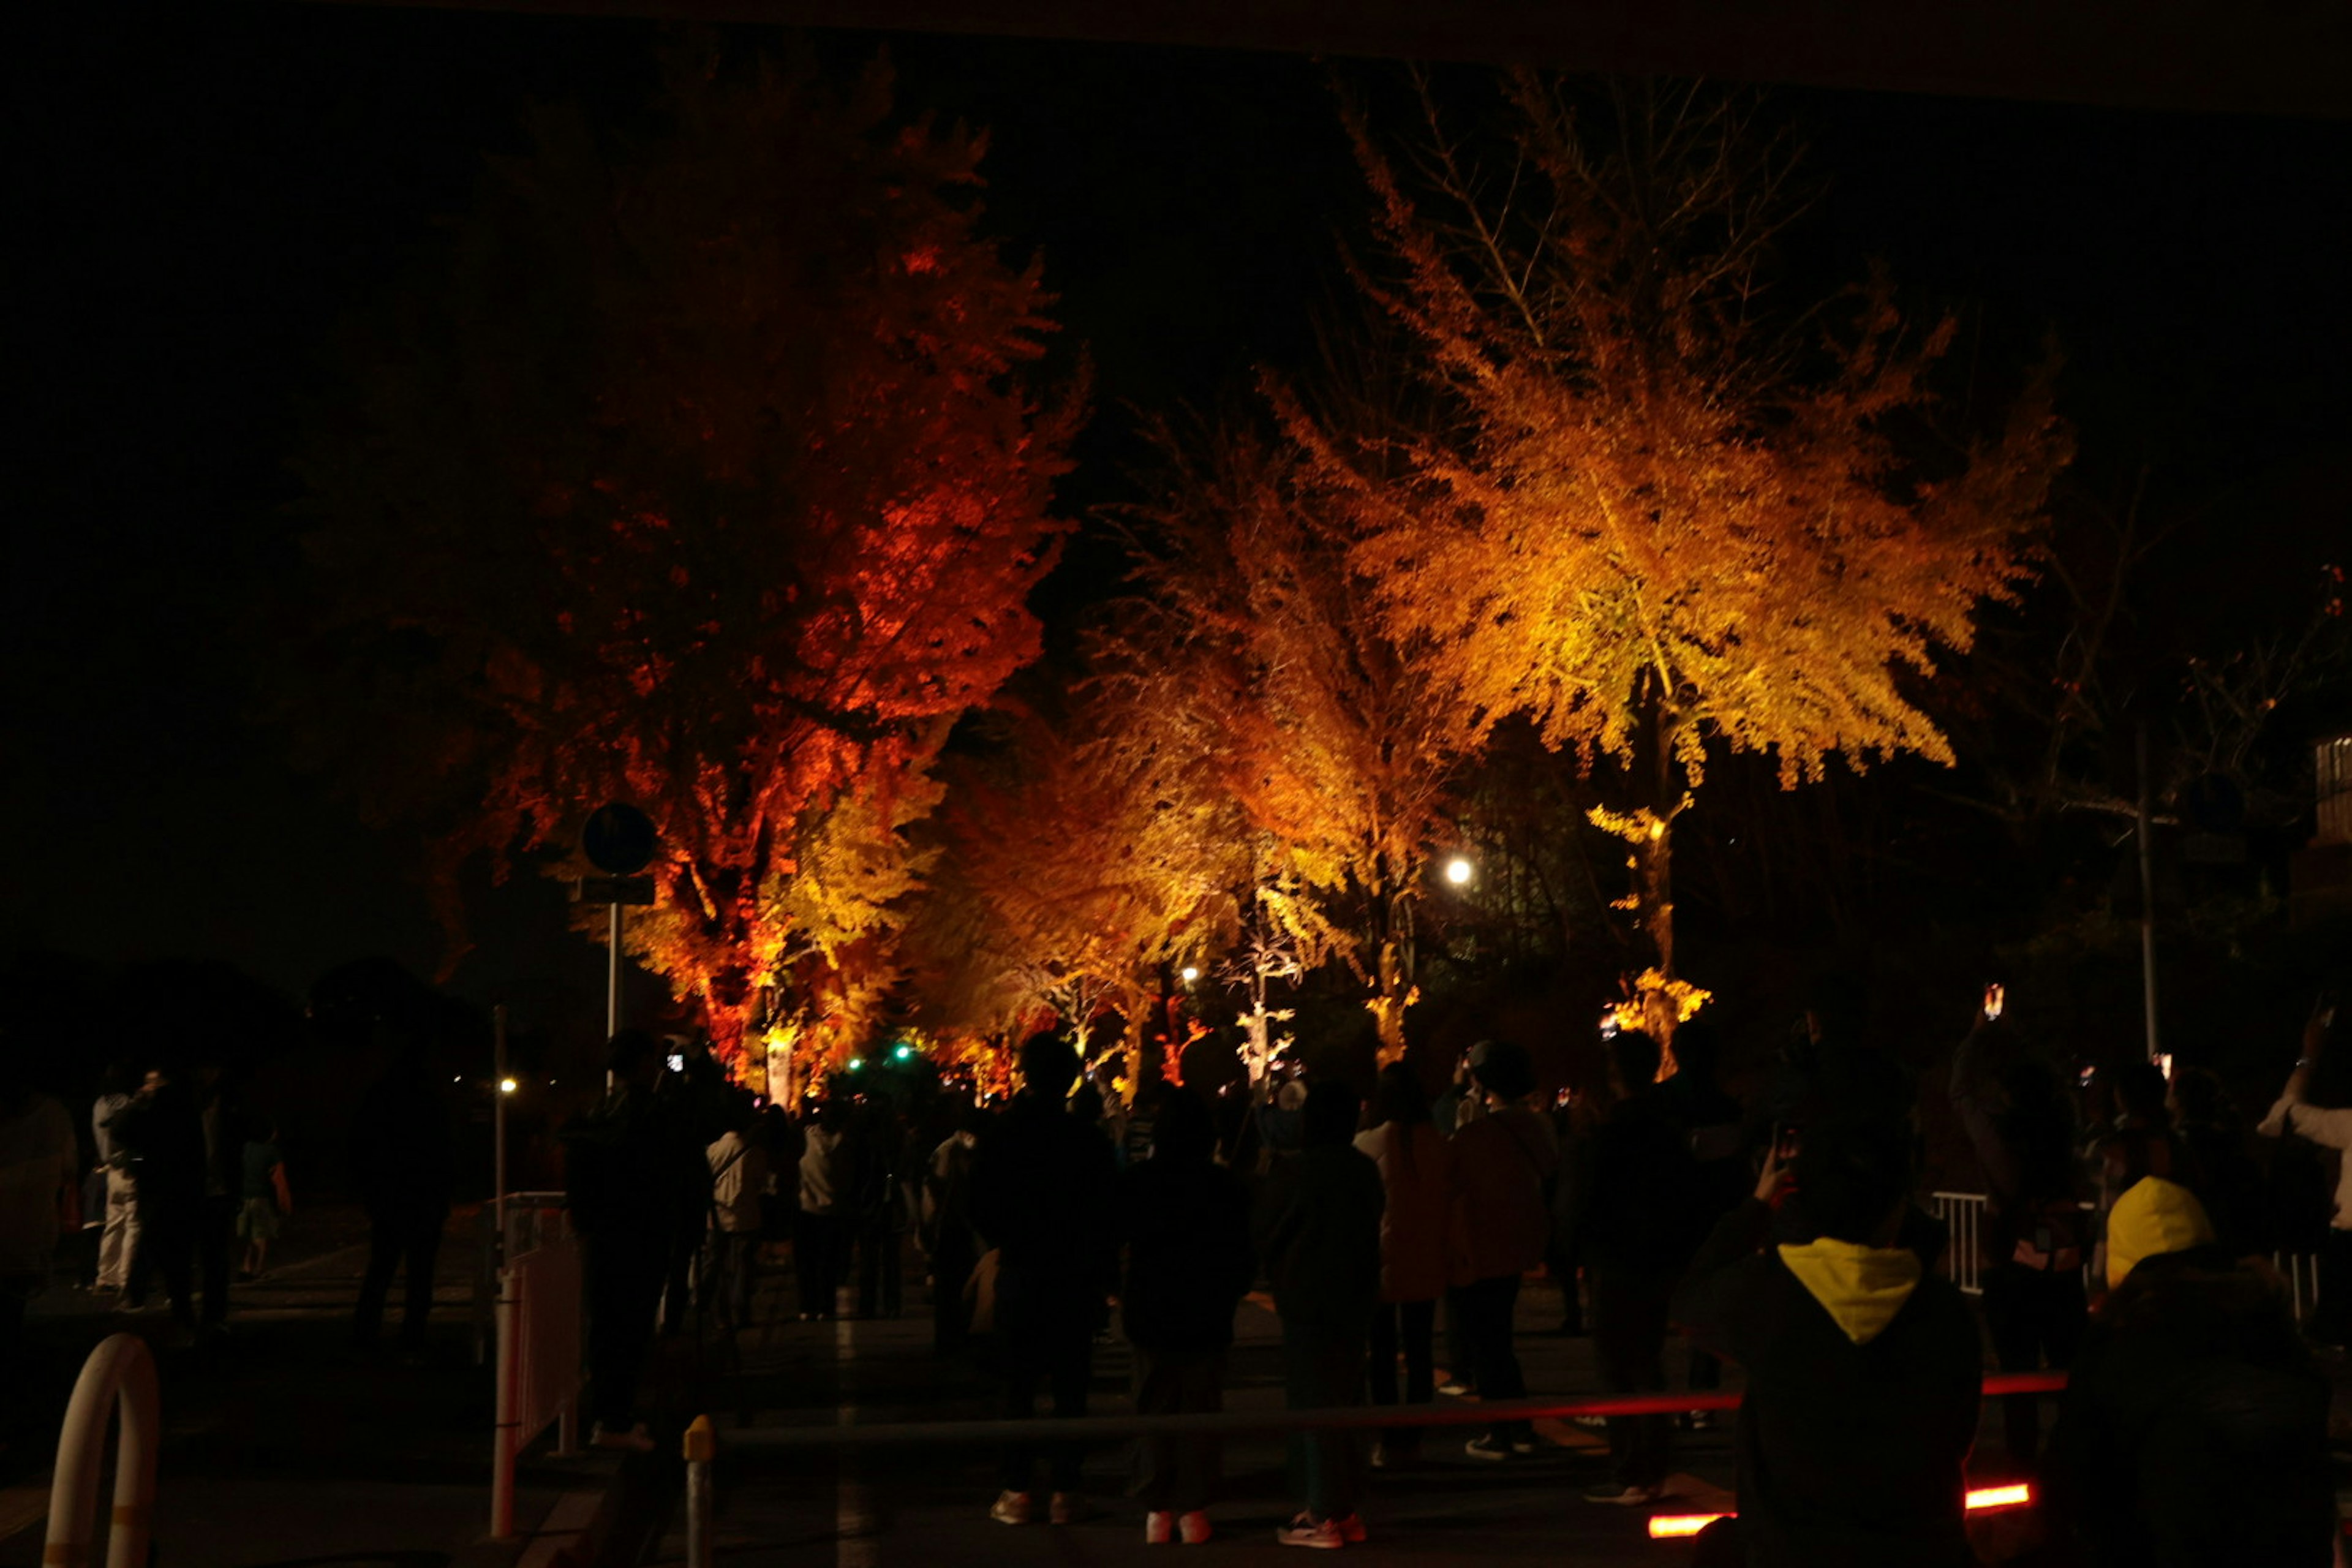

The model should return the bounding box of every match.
[491,1194,581,1540]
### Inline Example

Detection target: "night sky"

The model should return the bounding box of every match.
[9,4,2348,1025]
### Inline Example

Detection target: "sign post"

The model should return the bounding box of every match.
[579,804,658,1065]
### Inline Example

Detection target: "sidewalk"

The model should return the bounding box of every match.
[0,1204,626,1568]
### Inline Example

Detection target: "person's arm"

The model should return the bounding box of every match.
[2280,1100,2352,1152]
[1672,1148,1787,1363]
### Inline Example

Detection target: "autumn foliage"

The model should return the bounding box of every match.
[1291,75,2073,1046]
[287,50,1079,1057]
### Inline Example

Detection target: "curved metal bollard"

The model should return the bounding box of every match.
[45,1332,161,1568]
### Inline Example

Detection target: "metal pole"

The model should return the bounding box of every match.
[607,902,623,1040]
[2136,723,2161,1063]
[684,1417,715,1568]
[492,1270,519,1539]
[492,1004,508,1267]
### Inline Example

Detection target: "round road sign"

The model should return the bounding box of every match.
[583,803,658,876]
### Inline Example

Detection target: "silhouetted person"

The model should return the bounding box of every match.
[1452,1039,1559,1463]
[1657,1020,1745,1413]
[796,1101,853,1320]
[564,1031,674,1450]
[1354,1061,1453,1467]
[90,1061,140,1295]
[1120,1087,1253,1546]
[1675,1115,1981,1568]
[2045,1177,2335,1567]
[118,1065,206,1332]
[1256,1080,1383,1550]
[0,1049,80,1373]
[350,1040,454,1355]
[705,1095,768,1330]
[922,1109,984,1355]
[972,1033,1118,1526]
[1950,1013,2086,1471]
[1564,1029,1700,1502]
[2168,1067,2269,1261]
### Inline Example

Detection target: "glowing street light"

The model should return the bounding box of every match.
[499,1077,519,1095]
[1444,856,1474,886]
[1180,965,1200,984]
[893,1042,914,1061]
[848,1057,865,1072]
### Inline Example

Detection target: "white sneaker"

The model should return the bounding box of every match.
[990,1490,1033,1525]
[1145,1510,1174,1545]
[1178,1511,1213,1545]
[1276,1513,1344,1550]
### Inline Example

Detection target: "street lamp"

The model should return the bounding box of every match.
[1180,965,1200,985]
[1444,856,1474,886]
[499,1077,518,1095]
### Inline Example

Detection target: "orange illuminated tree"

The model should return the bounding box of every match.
[1122,404,1476,1064]
[285,49,1079,1057]
[1306,74,2071,1049]
[910,697,1250,1090]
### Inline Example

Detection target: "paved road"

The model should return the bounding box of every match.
[656,1279,1751,1568]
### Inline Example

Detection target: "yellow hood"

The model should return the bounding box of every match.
[2106,1176,2215,1287]
[1777,1237,1923,1345]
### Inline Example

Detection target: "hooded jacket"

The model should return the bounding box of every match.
[2046,1243,2334,1567]
[1673,1199,1981,1568]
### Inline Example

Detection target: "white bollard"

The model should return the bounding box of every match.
[46,1333,160,1568]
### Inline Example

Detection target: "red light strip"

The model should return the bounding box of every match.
[1647,1484,2032,1542]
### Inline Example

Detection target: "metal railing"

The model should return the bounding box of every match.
[45,1333,160,1568]
[676,1373,2068,1568]
[1933,1189,2323,1317]
[491,1193,582,1540]
[1931,1191,1987,1294]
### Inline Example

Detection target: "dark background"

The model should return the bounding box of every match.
[7,5,2347,1090]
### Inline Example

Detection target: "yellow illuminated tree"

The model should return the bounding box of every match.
[1125,405,1477,1064]
[1305,74,2071,1049]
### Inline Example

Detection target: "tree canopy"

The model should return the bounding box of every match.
[286,48,1080,1052]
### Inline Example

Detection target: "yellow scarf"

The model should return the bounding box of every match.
[1777,1237,1922,1344]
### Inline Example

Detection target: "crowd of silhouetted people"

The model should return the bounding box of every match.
[4,990,2346,1563]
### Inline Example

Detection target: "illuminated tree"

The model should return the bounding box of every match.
[910,698,1250,1090]
[284,48,1079,1057]
[1305,74,2071,1047]
[1123,407,1477,1063]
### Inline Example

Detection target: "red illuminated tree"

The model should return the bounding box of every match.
[1302,74,2071,1047]
[285,48,1080,1055]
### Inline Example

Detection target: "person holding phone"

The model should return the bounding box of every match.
[2258,1001,2351,1344]
[1948,986,2086,1471]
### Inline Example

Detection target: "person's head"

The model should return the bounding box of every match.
[2114,1062,2169,1125]
[1793,1115,1917,1247]
[1150,1085,1215,1163]
[2168,1066,2229,1128]
[607,1029,663,1093]
[1017,1031,1079,1100]
[1671,1019,1720,1083]
[1301,1081,1362,1150]
[140,1066,170,1098]
[2105,1176,2216,1287]
[1069,1080,1105,1125]
[1608,1031,1662,1098]
[1471,1039,1536,1105]
[1371,1061,1431,1129]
